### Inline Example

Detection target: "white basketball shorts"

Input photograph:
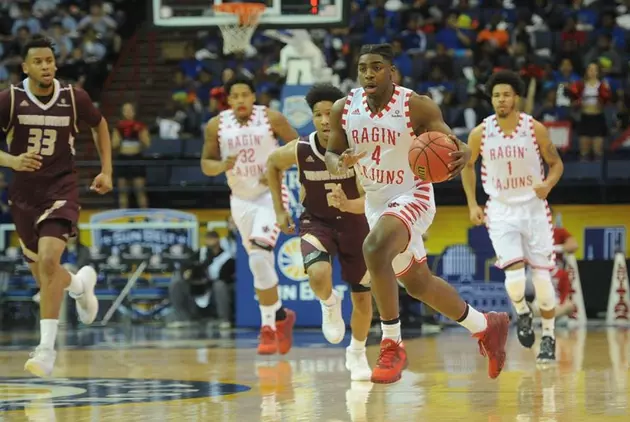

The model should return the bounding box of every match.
[365,188,435,277]
[230,189,287,251]
[485,197,555,270]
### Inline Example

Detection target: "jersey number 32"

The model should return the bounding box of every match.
[27,128,57,156]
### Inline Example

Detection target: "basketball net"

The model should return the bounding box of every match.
[213,3,265,55]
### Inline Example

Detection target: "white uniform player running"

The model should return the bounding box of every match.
[325,43,510,384]
[201,76,300,355]
[461,70,565,364]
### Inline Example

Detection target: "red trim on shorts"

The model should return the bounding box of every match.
[395,255,427,277]
[495,257,525,270]
[250,236,276,248]
[382,211,412,252]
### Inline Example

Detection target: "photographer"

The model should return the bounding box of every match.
[168,231,235,328]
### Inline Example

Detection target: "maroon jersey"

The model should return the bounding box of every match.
[0,78,102,205]
[297,132,362,222]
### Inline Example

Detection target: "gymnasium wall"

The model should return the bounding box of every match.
[69,205,630,259]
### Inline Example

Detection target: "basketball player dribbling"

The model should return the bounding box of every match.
[0,35,113,377]
[461,70,565,363]
[325,43,510,384]
[201,76,300,355]
[267,84,372,381]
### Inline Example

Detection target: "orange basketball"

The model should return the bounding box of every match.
[408,131,459,183]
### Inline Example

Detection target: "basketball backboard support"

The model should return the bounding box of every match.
[152,0,349,29]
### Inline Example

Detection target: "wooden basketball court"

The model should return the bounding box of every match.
[0,326,628,421]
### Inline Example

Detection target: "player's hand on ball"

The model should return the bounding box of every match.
[469,205,485,226]
[259,173,268,186]
[533,182,551,199]
[11,152,42,172]
[328,184,348,211]
[447,135,471,179]
[223,154,238,171]
[90,172,113,195]
[276,210,295,234]
[338,148,366,172]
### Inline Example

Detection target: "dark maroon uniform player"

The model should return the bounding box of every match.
[0,35,113,378]
[267,84,373,381]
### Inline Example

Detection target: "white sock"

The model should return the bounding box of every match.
[39,319,59,350]
[65,272,84,297]
[457,304,488,334]
[260,304,277,330]
[320,291,337,307]
[381,320,401,342]
[349,336,366,351]
[542,317,555,338]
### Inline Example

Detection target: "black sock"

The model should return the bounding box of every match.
[275,307,287,321]
[456,303,469,323]
[381,317,400,325]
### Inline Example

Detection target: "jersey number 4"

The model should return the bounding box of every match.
[371,145,381,165]
[27,128,57,156]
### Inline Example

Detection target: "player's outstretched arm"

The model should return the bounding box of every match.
[328,183,365,214]
[533,120,564,200]
[460,124,483,210]
[267,139,298,215]
[325,98,353,175]
[268,109,299,144]
[201,117,235,176]
[409,94,471,178]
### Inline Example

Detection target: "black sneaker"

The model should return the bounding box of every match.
[536,335,556,363]
[516,312,535,348]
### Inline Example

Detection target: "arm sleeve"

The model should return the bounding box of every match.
[74,87,103,127]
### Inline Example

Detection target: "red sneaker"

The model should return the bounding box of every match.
[257,326,278,355]
[370,339,408,384]
[473,312,509,379]
[276,308,296,355]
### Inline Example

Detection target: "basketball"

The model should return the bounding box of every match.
[408,131,459,183]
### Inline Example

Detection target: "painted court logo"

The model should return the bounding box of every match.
[0,377,250,411]
[277,237,308,282]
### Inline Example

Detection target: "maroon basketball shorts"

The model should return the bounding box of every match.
[299,213,370,292]
[9,197,79,262]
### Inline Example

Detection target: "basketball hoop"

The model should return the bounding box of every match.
[213,2,266,55]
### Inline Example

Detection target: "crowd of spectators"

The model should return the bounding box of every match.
[171,0,630,161]
[0,0,125,102]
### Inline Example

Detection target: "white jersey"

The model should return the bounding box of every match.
[480,112,545,204]
[218,105,279,200]
[342,85,434,206]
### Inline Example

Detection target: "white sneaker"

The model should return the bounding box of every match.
[73,266,99,325]
[321,292,345,344]
[345,347,372,381]
[24,346,56,378]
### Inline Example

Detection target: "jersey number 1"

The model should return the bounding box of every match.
[507,161,512,176]
[28,128,57,156]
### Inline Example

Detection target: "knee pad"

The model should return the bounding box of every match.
[249,248,278,290]
[532,269,556,311]
[303,249,330,271]
[504,268,527,302]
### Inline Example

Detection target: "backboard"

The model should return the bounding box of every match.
[152,0,349,29]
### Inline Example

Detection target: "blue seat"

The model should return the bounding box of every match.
[606,160,630,180]
[169,166,209,186]
[562,161,602,180]
[182,138,204,158]
[143,138,182,158]
[146,166,170,186]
